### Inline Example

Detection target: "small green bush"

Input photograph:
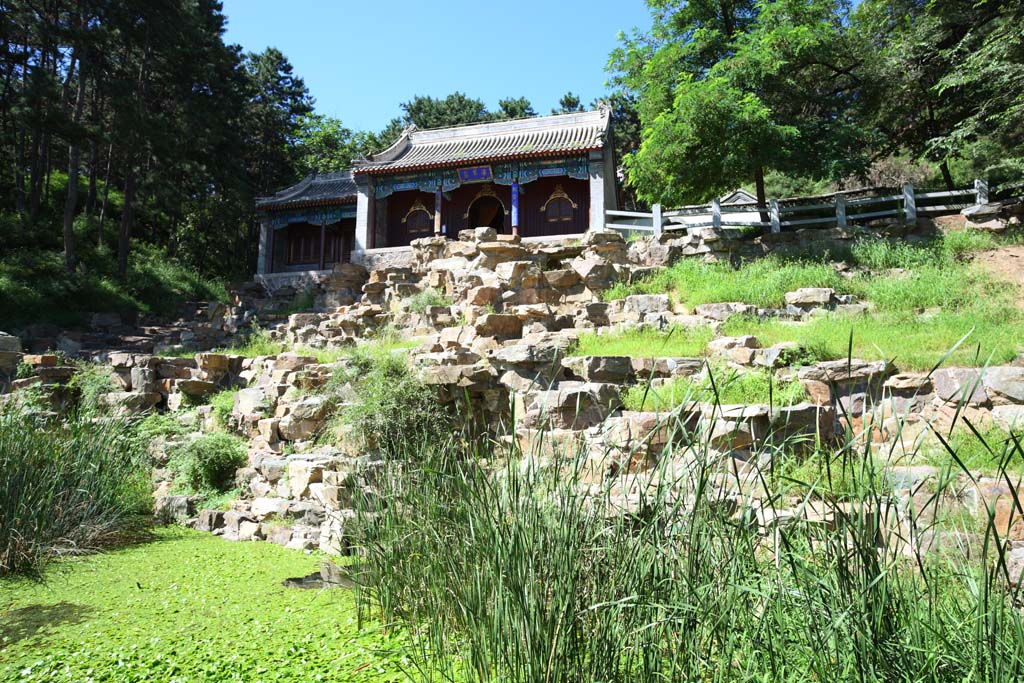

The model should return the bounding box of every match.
[136,413,190,442]
[67,362,117,414]
[406,288,452,314]
[169,433,247,493]
[330,349,449,455]
[223,322,285,358]
[209,389,238,427]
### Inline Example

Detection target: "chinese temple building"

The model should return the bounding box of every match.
[256,107,616,277]
[255,170,358,274]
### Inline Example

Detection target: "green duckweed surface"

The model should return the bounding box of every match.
[0,527,411,682]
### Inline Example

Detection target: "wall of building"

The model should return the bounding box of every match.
[374,176,591,247]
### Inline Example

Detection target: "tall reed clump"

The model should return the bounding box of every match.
[350,386,1024,681]
[0,405,150,575]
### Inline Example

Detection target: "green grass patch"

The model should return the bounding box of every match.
[167,432,247,495]
[722,308,1023,371]
[209,389,238,428]
[0,527,410,681]
[405,287,452,313]
[919,425,1024,477]
[605,256,848,308]
[0,237,228,329]
[571,324,715,358]
[623,367,808,411]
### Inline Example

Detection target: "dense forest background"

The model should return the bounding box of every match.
[0,0,1021,327]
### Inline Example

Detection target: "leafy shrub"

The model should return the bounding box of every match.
[67,361,117,414]
[136,412,191,442]
[330,349,449,455]
[224,321,285,357]
[406,287,452,313]
[169,432,247,493]
[209,389,238,427]
[0,406,150,575]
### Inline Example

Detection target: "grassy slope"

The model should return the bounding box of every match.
[596,232,1024,371]
[0,527,411,682]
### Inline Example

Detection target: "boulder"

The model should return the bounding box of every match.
[233,388,270,418]
[932,368,988,406]
[0,332,21,353]
[544,269,581,290]
[177,379,217,398]
[250,497,289,519]
[631,357,704,380]
[982,367,1024,405]
[797,359,892,386]
[195,509,225,532]
[288,458,325,499]
[708,336,759,355]
[623,294,670,318]
[562,356,634,383]
[474,314,523,340]
[693,302,756,321]
[154,495,195,523]
[522,382,621,430]
[993,405,1024,431]
[278,396,329,441]
[784,288,834,309]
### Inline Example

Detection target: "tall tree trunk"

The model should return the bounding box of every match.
[754,163,769,224]
[63,56,88,274]
[117,167,136,280]
[98,143,113,236]
[939,160,954,192]
[86,137,98,214]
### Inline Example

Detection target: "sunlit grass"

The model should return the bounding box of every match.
[722,308,1023,371]
[571,324,715,358]
[622,366,808,411]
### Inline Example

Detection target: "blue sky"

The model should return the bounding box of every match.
[220,0,652,133]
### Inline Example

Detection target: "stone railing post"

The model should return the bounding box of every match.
[975,178,989,204]
[835,194,848,228]
[652,203,663,237]
[769,199,780,233]
[711,198,721,230]
[903,183,916,226]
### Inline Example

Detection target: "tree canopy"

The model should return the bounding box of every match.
[610,0,1024,206]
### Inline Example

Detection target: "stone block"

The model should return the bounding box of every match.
[784,288,834,308]
[288,458,325,499]
[474,314,523,340]
[932,368,988,405]
[562,355,634,383]
[983,367,1024,405]
[154,495,194,523]
[0,332,21,353]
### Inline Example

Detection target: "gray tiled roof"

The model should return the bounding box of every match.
[256,170,357,210]
[354,108,610,175]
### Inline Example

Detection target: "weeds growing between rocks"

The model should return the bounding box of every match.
[351,374,1024,682]
[0,407,150,576]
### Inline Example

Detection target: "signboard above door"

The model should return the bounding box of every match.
[457,165,493,183]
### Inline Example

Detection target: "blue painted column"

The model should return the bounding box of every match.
[511,179,520,237]
[434,187,442,237]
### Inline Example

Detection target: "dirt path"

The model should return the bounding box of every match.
[973,245,1024,309]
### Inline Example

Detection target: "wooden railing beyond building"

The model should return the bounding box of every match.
[606,180,992,236]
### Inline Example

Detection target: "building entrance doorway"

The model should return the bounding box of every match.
[468,196,505,230]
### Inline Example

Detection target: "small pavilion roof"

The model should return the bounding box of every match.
[353,108,610,176]
[256,170,357,211]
